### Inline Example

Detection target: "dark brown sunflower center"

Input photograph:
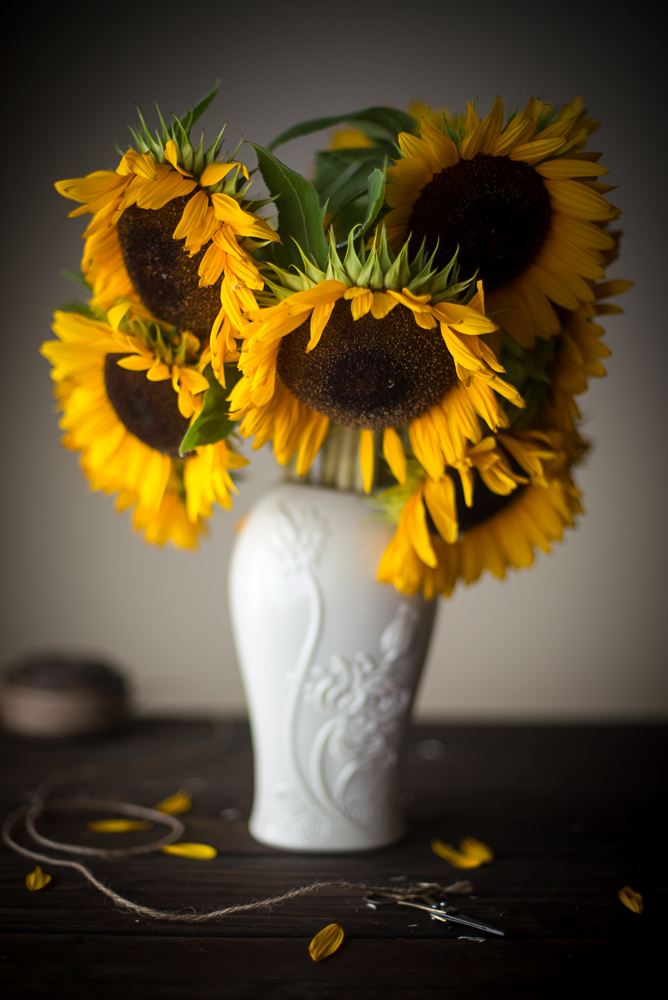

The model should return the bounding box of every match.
[117,196,221,338]
[408,153,552,293]
[104,354,190,458]
[276,300,456,431]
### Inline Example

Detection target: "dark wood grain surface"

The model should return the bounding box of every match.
[1,720,665,998]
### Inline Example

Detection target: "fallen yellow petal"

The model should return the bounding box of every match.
[459,837,495,864]
[25,866,52,891]
[87,819,153,833]
[309,923,344,962]
[431,836,495,869]
[618,886,643,914]
[431,840,482,868]
[154,788,192,815]
[160,843,218,860]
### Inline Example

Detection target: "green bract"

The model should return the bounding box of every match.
[125,83,269,205]
[128,82,226,174]
[264,224,477,306]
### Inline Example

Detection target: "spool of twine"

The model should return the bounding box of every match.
[1,655,128,739]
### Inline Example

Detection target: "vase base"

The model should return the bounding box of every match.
[248,816,408,854]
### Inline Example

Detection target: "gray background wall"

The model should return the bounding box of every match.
[2,0,666,720]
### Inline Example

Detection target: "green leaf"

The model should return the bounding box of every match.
[310,150,389,243]
[267,106,417,152]
[61,269,93,295]
[179,363,241,452]
[313,149,387,220]
[176,81,221,139]
[360,168,386,235]
[327,198,370,244]
[249,144,328,271]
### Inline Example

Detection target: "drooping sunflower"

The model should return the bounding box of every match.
[41,307,247,547]
[376,431,582,598]
[384,95,621,348]
[55,90,280,383]
[372,273,631,598]
[228,228,525,492]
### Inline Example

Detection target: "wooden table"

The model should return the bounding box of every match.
[0,720,664,998]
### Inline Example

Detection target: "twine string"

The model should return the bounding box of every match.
[2,719,471,922]
[25,799,185,857]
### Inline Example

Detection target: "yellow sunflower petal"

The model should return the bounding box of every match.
[309,923,344,962]
[534,158,609,179]
[164,140,193,177]
[296,412,330,476]
[382,427,407,484]
[115,354,154,372]
[154,788,192,815]
[25,867,52,891]
[431,840,483,869]
[359,429,375,494]
[131,152,157,180]
[370,291,398,319]
[201,161,245,187]
[160,843,218,860]
[409,412,445,480]
[405,489,437,568]
[87,819,153,833]
[459,836,495,863]
[479,96,505,154]
[543,178,616,221]
[308,302,336,351]
[423,475,458,544]
[593,278,633,299]
[618,886,643,914]
[172,190,210,240]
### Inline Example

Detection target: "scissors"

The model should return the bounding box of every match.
[364,896,504,937]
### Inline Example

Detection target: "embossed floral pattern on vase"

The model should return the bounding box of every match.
[229,483,436,851]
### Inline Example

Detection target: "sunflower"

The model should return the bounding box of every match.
[377,456,582,598]
[55,92,280,384]
[384,95,622,348]
[228,228,525,493]
[41,308,248,547]
[373,274,623,597]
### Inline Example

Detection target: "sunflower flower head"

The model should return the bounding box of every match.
[372,293,599,599]
[228,213,525,494]
[55,84,280,357]
[383,94,626,348]
[41,301,248,548]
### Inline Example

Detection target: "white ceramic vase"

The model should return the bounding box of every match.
[229,482,437,852]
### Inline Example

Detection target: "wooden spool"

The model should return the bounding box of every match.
[0,656,128,738]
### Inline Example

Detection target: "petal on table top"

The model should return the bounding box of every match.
[459,837,495,863]
[309,923,344,962]
[154,788,192,815]
[25,867,52,891]
[87,819,153,833]
[431,840,483,868]
[160,843,218,860]
[432,837,495,869]
[618,886,643,914]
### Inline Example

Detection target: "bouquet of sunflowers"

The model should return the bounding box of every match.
[43,84,629,598]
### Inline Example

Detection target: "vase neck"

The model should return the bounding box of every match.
[283,426,395,493]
